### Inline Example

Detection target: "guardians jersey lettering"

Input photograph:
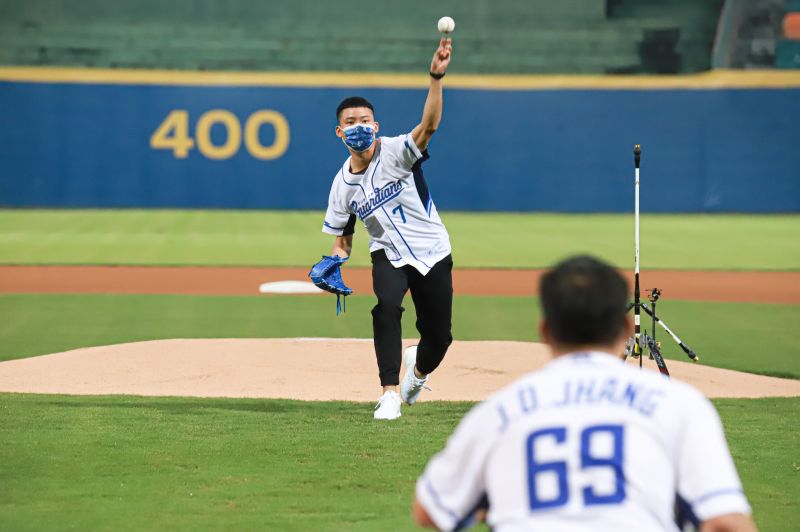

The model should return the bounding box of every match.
[322,132,451,275]
[350,181,405,220]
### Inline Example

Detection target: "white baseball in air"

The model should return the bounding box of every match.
[437,16,455,33]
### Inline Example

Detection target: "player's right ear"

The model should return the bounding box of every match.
[622,316,634,338]
[538,320,550,345]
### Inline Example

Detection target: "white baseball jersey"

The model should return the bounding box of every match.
[416,351,751,531]
[321,132,451,275]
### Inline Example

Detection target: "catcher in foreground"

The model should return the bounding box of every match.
[413,256,755,532]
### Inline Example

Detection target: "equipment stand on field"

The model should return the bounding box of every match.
[623,145,700,378]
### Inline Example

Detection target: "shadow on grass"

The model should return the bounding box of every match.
[35,397,349,415]
[25,395,476,419]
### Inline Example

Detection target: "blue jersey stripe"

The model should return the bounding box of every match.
[692,488,744,506]
[380,204,431,269]
[424,479,461,524]
[411,150,432,214]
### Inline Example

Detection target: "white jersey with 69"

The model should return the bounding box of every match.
[416,351,751,531]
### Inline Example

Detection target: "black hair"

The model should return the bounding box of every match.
[336,96,374,121]
[539,255,629,346]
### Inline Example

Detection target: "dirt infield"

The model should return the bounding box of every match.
[2,266,796,402]
[1,265,798,303]
[1,339,798,401]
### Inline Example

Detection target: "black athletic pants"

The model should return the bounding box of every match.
[371,249,453,386]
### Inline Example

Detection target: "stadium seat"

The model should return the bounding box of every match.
[0,0,723,74]
[784,13,800,40]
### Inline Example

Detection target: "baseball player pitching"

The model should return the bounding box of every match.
[318,36,454,420]
[413,256,756,531]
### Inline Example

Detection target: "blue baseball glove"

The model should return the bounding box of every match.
[309,255,353,315]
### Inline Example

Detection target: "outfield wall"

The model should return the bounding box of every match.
[1,69,798,212]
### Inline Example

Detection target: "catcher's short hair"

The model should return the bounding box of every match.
[540,255,629,346]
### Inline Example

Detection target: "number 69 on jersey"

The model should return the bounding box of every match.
[527,424,625,510]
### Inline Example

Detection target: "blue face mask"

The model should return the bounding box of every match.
[341,123,376,152]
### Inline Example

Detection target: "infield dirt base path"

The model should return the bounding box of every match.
[2,266,796,402]
[1,339,798,401]
[1,265,798,303]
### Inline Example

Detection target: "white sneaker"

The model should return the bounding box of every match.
[400,345,430,405]
[373,391,402,420]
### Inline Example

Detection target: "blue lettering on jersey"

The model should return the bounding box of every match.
[552,381,571,408]
[620,382,639,408]
[494,378,664,434]
[574,379,597,404]
[350,182,404,220]
[518,386,538,413]
[497,404,511,433]
[526,424,626,511]
[549,377,664,417]
[596,378,619,402]
[497,386,538,433]
[637,389,665,417]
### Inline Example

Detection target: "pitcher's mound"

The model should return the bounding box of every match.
[0,339,797,400]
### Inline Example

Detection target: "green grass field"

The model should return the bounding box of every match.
[1,209,798,530]
[1,210,798,269]
[0,395,797,531]
[1,294,798,378]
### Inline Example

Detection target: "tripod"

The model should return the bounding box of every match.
[622,145,699,378]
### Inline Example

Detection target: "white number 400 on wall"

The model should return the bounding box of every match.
[150,109,290,160]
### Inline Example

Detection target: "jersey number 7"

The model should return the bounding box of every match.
[391,204,407,223]
[526,424,625,511]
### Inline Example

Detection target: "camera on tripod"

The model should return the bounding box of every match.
[646,287,661,303]
[624,145,699,378]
